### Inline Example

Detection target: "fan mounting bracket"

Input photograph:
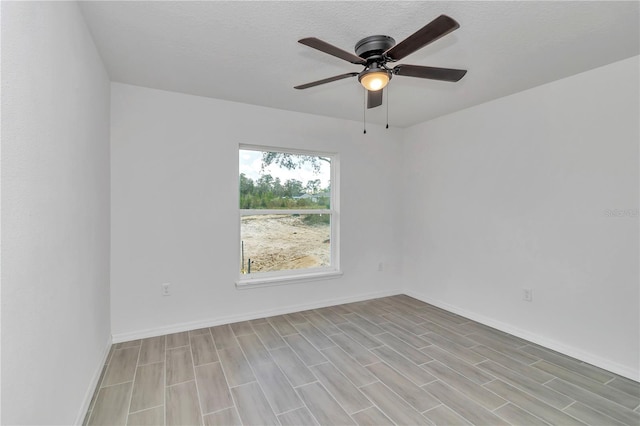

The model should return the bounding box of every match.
[354,35,396,60]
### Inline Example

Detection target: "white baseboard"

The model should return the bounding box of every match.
[112,288,402,343]
[74,335,113,425]
[405,290,639,382]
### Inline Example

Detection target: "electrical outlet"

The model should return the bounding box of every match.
[162,283,171,296]
[522,288,533,302]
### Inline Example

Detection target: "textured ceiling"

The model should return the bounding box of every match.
[79,1,639,128]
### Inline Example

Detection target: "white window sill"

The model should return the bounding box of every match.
[236,270,343,290]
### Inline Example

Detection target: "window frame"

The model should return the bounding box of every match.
[236,144,341,288]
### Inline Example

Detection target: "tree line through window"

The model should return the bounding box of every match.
[239,148,337,278]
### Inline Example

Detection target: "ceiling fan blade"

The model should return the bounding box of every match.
[385,15,460,61]
[294,72,359,90]
[299,37,366,65]
[367,89,383,109]
[394,64,467,82]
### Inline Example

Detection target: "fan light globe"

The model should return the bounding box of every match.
[360,71,389,91]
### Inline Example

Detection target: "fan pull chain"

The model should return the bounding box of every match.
[386,85,389,129]
[363,88,367,134]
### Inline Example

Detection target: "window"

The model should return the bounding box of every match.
[237,146,340,287]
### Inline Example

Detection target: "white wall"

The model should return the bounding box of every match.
[1,2,111,424]
[110,83,403,339]
[402,56,639,379]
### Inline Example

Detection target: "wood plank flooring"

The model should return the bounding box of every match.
[85,295,639,425]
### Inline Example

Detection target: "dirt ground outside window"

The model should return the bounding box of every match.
[241,214,330,273]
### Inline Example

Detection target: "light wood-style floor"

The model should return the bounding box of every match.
[85,295,640,425]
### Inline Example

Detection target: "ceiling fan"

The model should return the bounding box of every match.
[294,15,467,109]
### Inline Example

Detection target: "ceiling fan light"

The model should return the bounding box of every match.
[359,70,390,91]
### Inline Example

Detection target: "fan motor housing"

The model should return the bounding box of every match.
[355,35,396,60]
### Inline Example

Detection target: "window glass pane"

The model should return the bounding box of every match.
[240,214,331,273]
[239,149,331,209]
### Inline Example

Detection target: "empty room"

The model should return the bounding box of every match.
[2,1,639,425]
